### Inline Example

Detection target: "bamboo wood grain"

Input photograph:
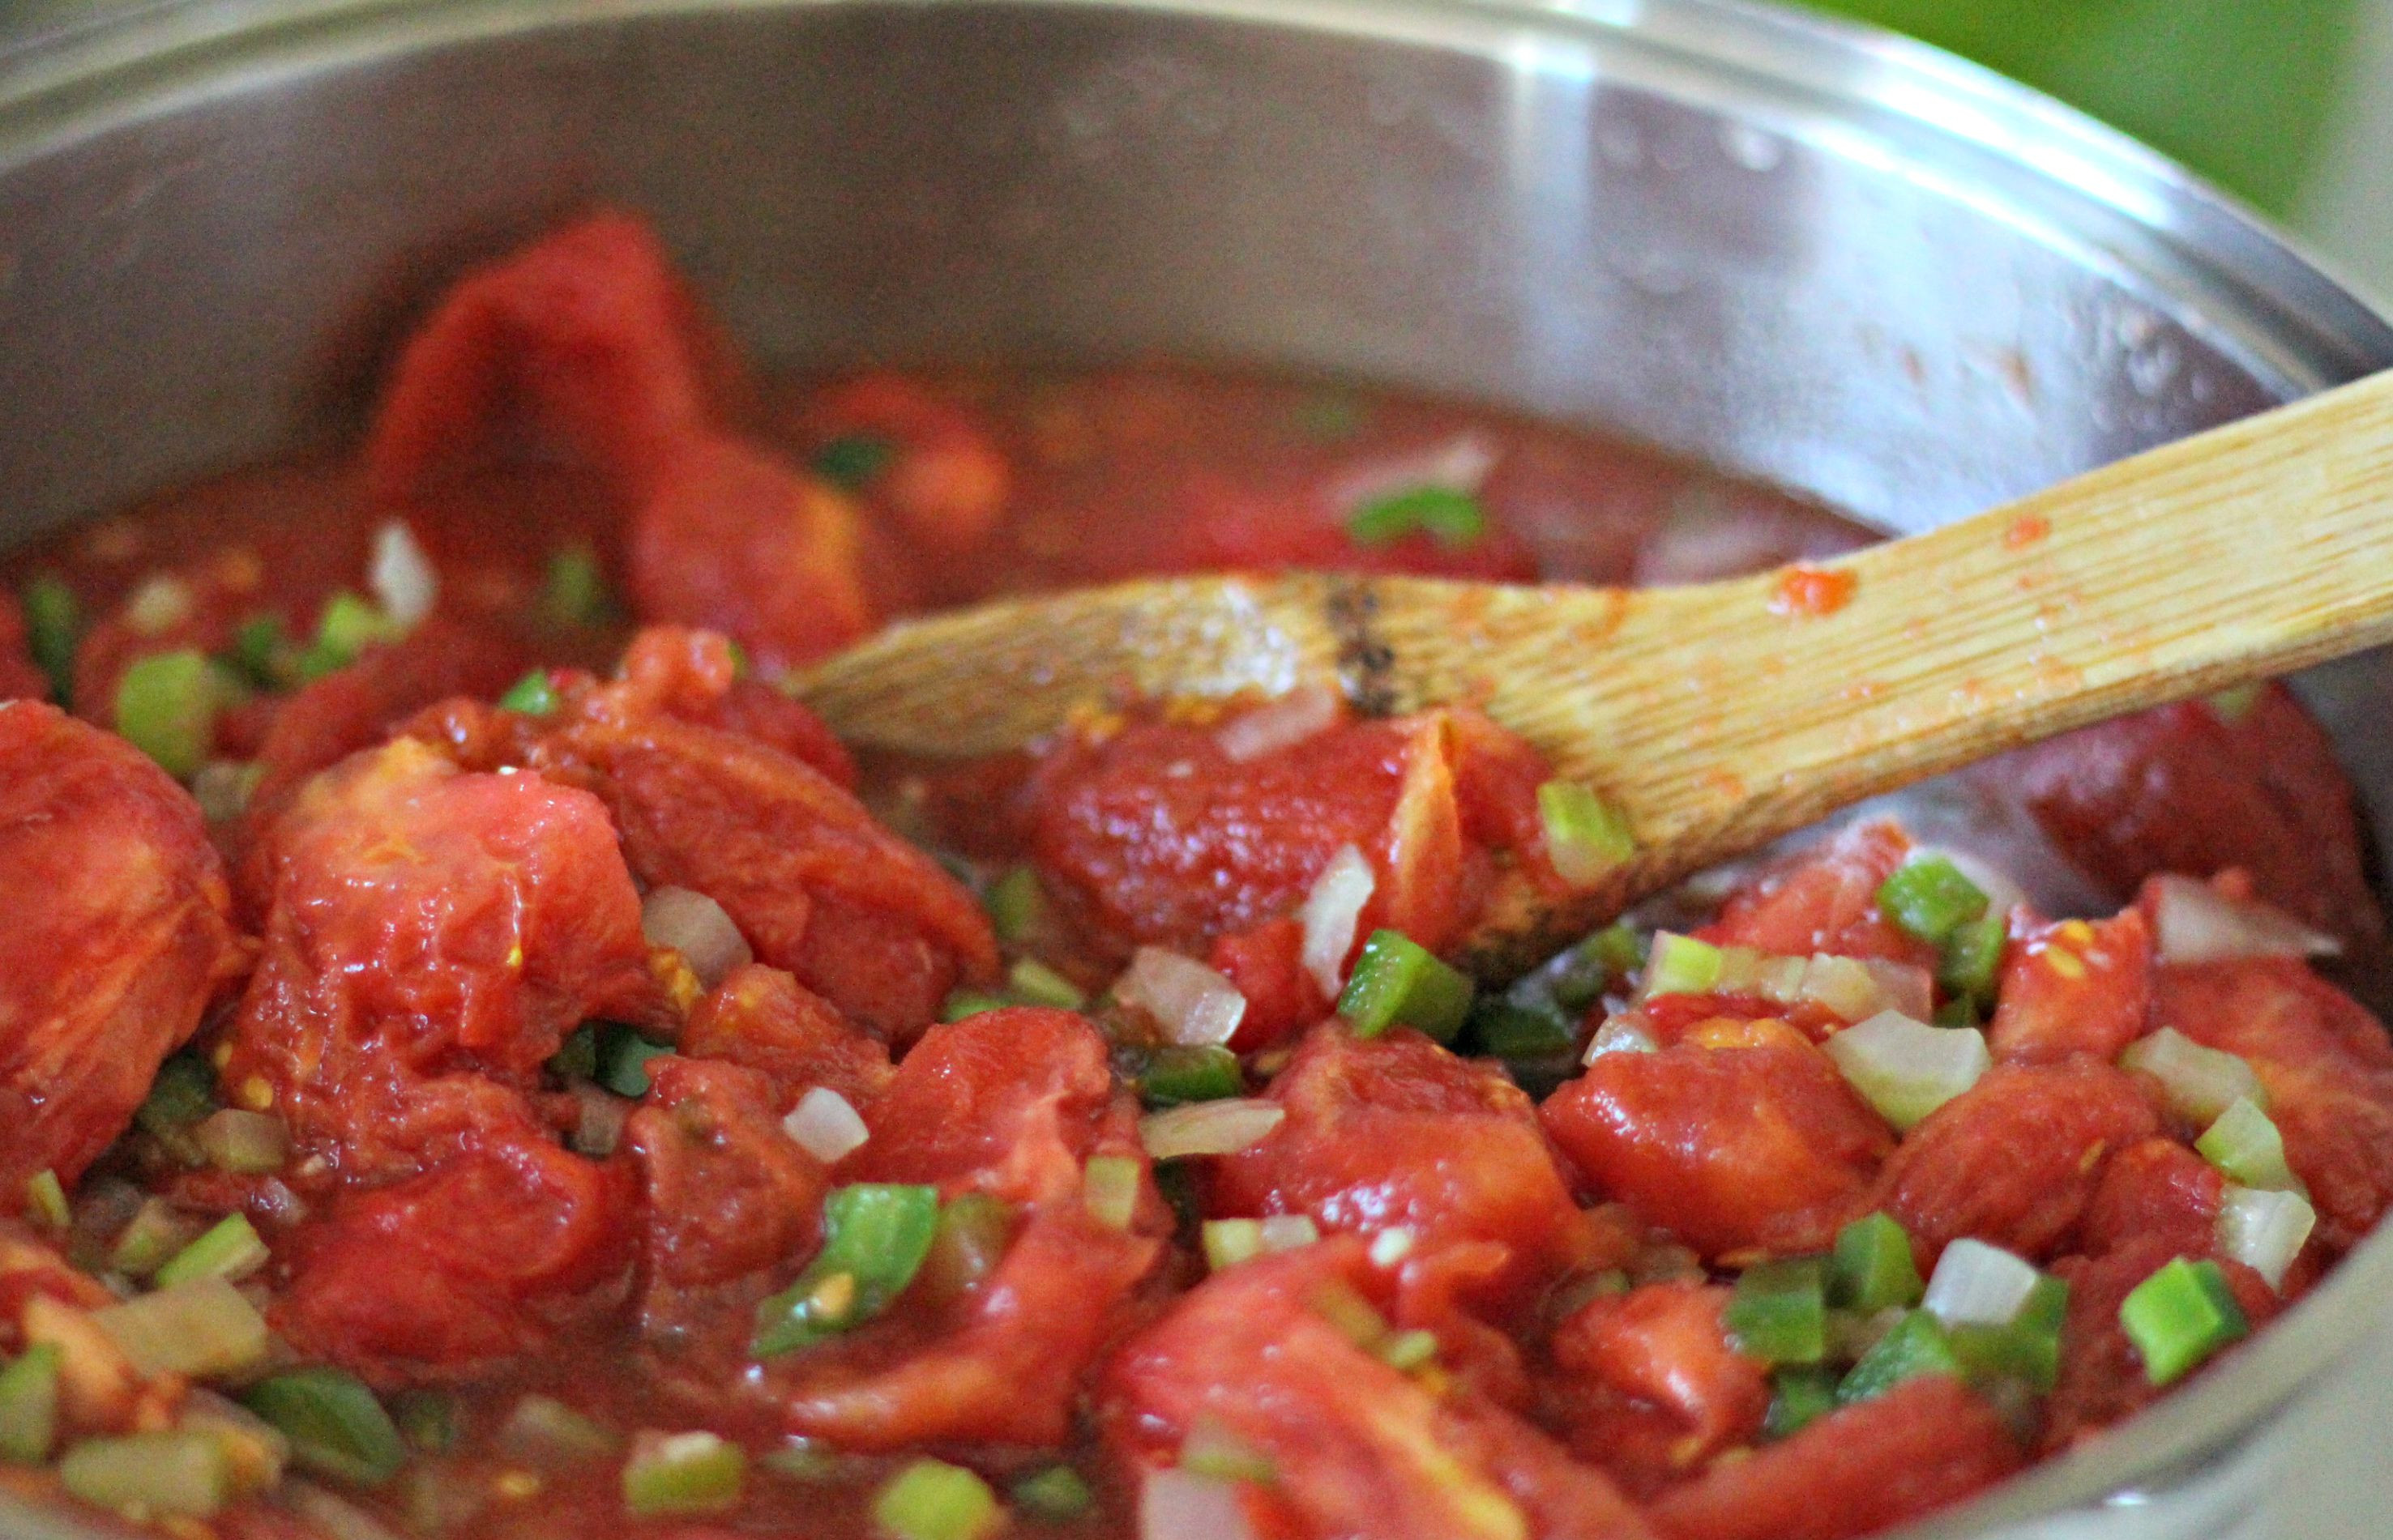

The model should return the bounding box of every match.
[797,369,2393,975]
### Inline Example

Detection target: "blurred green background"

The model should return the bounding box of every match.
[1800,0,2361,217]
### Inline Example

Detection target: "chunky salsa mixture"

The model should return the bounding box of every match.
[2,211,2391,1540]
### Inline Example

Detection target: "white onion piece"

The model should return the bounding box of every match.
[640,886,753,989]
[283,1482,411,1540]
[1117,947,1247,1046]
[1258,1215,1321,1252]
[369,519,439,627]
[1142,1469,1258,1540]
[1823,1012,1989,1131]
[1583,1016,1659,1063]
[1216,685,1341,762]
[1907,846,2028,927]
[1922,1239,2040,1328]
[1860,959,1937,1024]
[2118,1028,2265,1126]
[2152,874,2340,965]
[1299,845,1375,999]
[2217,1184,2317,1290]
[1369,1227,1415,1266]
[126,575,195,636]
[1139,1099,1285,1160]
[1330,433,1498,514]
[783,1087,870,1164]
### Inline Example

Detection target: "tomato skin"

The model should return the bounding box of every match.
[1208,919,1332,1052]
[2042,1235,2280,1452]
[1985,909,2151,1065]
[1541,1042,1890,1260]
[1549,1282,1768,1471]
[1214,1023,1584,1303]
[2078,1137,2224,1261]
[1645,1376,2021,1540]
[224,738,656,1177]
[842,1007,1118,1207]
[276,1141,635,1384]
[1694,822,1935,971]
[0,702,248,1195]
[680,962,894,1109]
[1870,1060,2158,1264]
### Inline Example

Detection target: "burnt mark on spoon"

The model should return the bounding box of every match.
[1327,577,1397,717]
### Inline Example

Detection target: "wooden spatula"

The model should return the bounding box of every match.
[797,369,2393,975]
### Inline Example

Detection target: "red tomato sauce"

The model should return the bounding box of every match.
[2,211,2390,1540]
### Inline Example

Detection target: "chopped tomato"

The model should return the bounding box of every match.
[1645,1376,2021,1540]
[680,963,894,1109]
[2077,1137,2224,1261]
[1542,1041,1890,1260]
[1870,1061,2159,1263]
[0,703,247,1193]
[1214,1023,1585,1303]
[1156,471,1540,582]
[607,626,857,787]
[2042,1235,2280,1452]
[1548,1282,1768,1472]
[1985,909,2151,1064]
[1209,918,1333,1052]
[1695,822,1938,971]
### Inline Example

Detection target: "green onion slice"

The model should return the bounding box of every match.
[21,575,80,706]
[154,1213,271,1290]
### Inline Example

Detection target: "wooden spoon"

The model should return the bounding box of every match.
[797,369,2393,975]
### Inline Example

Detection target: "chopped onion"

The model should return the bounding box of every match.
[1299,845,1375,999]
[641,887,752,990]
[194,1110,289,1175]
[2217,1185,2316,1290]
[1823,1011,1989,1131]
[1139,1099,1285,1160]
[93,1278,269,1380]
[1368,1227,1415,1267]
[282,1482,410,1540]
[2118,1028,2265,1125]
[783,1088,870,1164]
[1583,1015,1659,1063]
[1921,1239,2040,1328]
[1216,685,1341,762]
[1117,948,1247,1047]
[368,520,439,627]
[1795,954,1884,1022]
[126,575,195,636]
[1256,1215,1319,1252]
[2151,874,2340,965]
[1141,1468,1258,1540]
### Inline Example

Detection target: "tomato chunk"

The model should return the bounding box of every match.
[1548,1282,1768,1474]
[1694,822,1936,971]
[2042,1235,2280,1452]
[1645,1376,2020,1540]
[2077,1137,2224,1261]
[1214,1023,1585,1302]
[680,963,894,1109]
[1985,909,2151,1064]
[798,372,1013,554]
[1542,1042,1889,1259]
[1870,1060,2158,1263]
[0,703,246,1194]
[1208,918,1333,1052]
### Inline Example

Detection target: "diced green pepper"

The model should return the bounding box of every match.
[58,1431,232,1517]
[1007,958,1086,1010]
[498,1394,620,1466]
[242,1367,408,1486]
[1938,914,2009,1003]
[1876,857,1989,946]
[2121,1258,2248,1387]
[0,1344,62,1463]
[1950,1274,2070,1394]
[153,1213,270,1290]
[1468,998,1578,1063]
[752,1184,941,1358]
[1346,486,1485,548]
[985,866,1048,945]
[498,670,558,715]
[1338,930,1473,1043]
[1836,1310,1961,1405]
[225,614,295,691]
[941,989,1011,1023]
[594,1023,674,1098]
[1724,1257,1828,1367]
[550,1025,599,1082]
[1763,1364,1840,1440]
[1011,1464,1096,1522]
[811,434,898,491]
[1829,1213,1925,1312]
[137,1052,218,1143]
[873,1457,1002,1540]
[623,1431,746,1517]
[114,648,223,777]
[23,1170,67,1231]
[540,548,617,628]
[21,575,80,706]
[300,591,404,679]
[1138,1045,1245,1107]
[392,1389,460,1454]
[917,1192,1016,1306]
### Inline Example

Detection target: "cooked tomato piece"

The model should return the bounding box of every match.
[1985,909,2151,1064]
[0,703,246,1194]
[1694,822,1937,971]
[1209,918,1333,1052]
[626,1056,829,1337]
[1644,1376,2020,1540]
[1548,1282,1768,1472]
[224,737,656,1176]
[2078,1137,2223,1261]
[276,1142,635,1384]
[605,626,857,788]
[1870,1060,2158,1263]
[680,963,894,1108]
[2151,956,2393,1250]
[365,210,731,503]
[537,701,995,1036]
[798,372,1013,553]
[1105,1238,1651,1540]
[1214,1023,1585,1302]
[1028,706,1540,955]
[769,1205,1159,1450]
[0,593,45,701]
[1995,687,2388,968]
[1541,1041,1889,1259]
[2042,1235,2280,1452]
[842,1008,1117,1206]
